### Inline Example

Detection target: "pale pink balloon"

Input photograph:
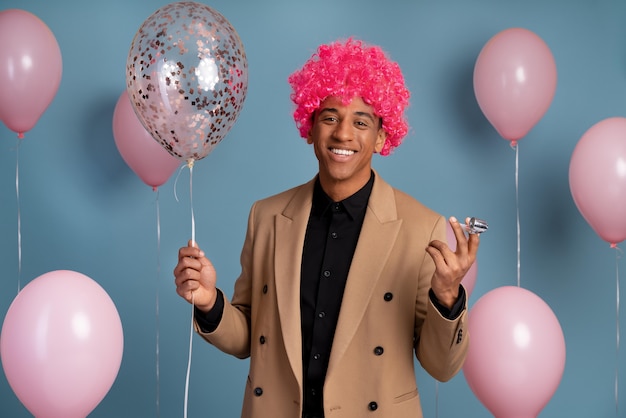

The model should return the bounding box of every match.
[0,9,62,137]
[0,270,124,418]
[474,28,557,143]
[569,117,626,246]
[445,222,477,298]
[113,91,181,190]
[463,286,566,418]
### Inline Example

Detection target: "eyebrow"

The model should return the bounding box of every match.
[318,107,377,123]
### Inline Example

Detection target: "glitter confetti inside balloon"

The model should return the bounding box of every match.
[126,2,248,164]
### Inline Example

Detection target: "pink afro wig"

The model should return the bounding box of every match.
[288,38,410,156]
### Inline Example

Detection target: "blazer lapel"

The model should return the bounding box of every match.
[326,173,402,377]
[274,178,315,388]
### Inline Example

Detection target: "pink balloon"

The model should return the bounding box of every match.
[569,117,626,246]
[1,270,123,418]
[445,222,477,298]
[126,2,248,163]
[113,91,181,190]
[474,28,557,144]
[463,286,566,418]
[0,9,62,138]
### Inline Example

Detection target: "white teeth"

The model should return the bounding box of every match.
[331,148,354,156]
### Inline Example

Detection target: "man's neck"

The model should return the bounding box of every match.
[318,171,373,202]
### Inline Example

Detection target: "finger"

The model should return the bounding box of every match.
[425,245,444,266]
[175,251,199,269]
[178,244,204,261]
[426,242,454,269]
[198,253,213,269]
[449,216,470,256]
[174,263,197,285]
[173,254,205,280]
[176,277,199,301]
[467,231,480,259]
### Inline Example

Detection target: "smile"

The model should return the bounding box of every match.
[330,148,355,156]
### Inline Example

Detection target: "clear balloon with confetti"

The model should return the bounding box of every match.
[126,1,248,165]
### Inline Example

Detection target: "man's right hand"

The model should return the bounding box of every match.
[174,240,218,312]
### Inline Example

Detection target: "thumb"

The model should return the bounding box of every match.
[198,252,212,268]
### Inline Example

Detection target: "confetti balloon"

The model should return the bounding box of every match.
[126,2,248,164]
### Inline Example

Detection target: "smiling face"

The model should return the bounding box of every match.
[307,96,387,201]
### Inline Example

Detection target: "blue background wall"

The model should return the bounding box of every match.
[1,0,625,416]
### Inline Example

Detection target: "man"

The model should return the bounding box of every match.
[174,38,479,418]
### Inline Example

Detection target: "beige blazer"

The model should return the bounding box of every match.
[196,172,468,418]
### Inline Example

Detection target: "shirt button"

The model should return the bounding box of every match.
[368,401,378,411]
[254,387,263,396]
[259,335,266,344]
[262,284,268,294]
[323,270,331,278]
[373,346,384,356]
[384,292,393,301]
[318,311,326,318]
[330,231,338,239]
[313,353,320,360]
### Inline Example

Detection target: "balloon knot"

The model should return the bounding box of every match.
[152,186,158,192]
[509,140,518,148]
[17,132,24,139]
[186,158,195,169]
[610,243,618,249]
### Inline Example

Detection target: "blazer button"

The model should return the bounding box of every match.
[368,401,378,411]
[254,387,263,396]
[260,335,266,344]
[383,292,393,301]
[373,346,384,356]
[262,284,268,294]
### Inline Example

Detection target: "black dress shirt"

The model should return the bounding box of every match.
[300,173,373,416]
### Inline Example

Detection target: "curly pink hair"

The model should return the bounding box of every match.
[288,38,410,156]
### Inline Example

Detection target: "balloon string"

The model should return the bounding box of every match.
[188,159,196,245]
[184,291,195,418]
[434,380,439,418]
[515,143,521,287]
[155,188,162,418]
[173,159,196,244]
[173,163,187,204]
[615,246,622,416]
[184,158,196,418]
[168,160,198,417]
[15,139,22,294]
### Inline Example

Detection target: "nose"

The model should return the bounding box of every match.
[333,119,352,142]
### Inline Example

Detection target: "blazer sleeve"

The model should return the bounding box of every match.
[415,215,469,382]
[193,202,258,359]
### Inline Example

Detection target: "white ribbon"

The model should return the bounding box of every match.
[15,139,22,293]
[155,188,162,418]
[513,143,521,287]
[615,246,621,417]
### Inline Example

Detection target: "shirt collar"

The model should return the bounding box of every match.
[311,171,375,219]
